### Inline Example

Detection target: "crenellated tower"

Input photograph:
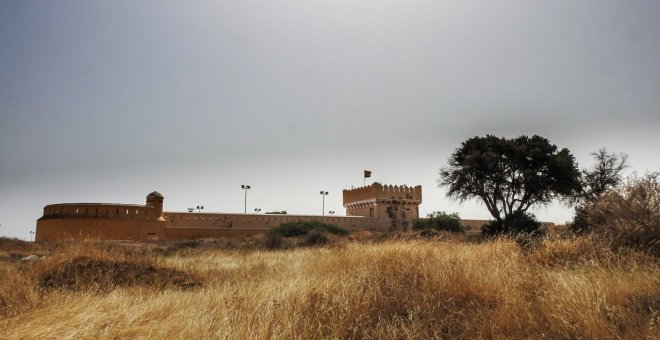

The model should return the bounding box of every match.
[343,182,422,231]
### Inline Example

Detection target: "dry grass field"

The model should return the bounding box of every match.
[1,234,658,339]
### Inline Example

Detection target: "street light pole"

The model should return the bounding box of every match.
[241,185,251,213]
[320,191,328,216]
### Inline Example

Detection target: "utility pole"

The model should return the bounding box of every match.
[241,185,251,213]
[320,191,328,216]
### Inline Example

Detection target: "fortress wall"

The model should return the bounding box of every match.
[36,218,165,241]
[36,211,389,241]
[164,228,273,239]
[163,212,388,232]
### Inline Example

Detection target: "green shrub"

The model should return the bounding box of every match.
[482,211,543,237]
[271,220,348,237]
[169,240,201,250]
[302,229,329,246]
[414,211,462,233]
[263,230,284,249]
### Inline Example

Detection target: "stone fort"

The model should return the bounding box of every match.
[37,182,453,241]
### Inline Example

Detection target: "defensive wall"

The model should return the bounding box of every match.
[36,187,401,241]
[35,185,554,241]
[36,209,386,241]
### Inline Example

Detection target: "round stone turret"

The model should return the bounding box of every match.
[146,191,165,221]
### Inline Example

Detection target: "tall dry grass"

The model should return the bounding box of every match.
[1,236,658,339]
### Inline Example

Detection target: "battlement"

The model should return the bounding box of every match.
[343,182,422,205]
[39,203,163,221]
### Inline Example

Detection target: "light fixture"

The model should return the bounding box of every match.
[320,191,328,216]
[241,185,251,213]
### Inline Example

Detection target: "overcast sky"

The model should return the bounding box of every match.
[1,1,659,239]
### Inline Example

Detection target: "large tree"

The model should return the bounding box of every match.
[439,135,581,223]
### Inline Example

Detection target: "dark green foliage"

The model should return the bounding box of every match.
[440,135,581,223]
[168,240,201,251]
[265,210,288,214]
[302,229,329,246]
[570,204,608,234]
[414,211,463,233]
[482,211,543,236]
[569,206,591,234]
[271,220,348,237]
[263,230,284,249]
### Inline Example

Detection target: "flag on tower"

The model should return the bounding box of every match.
[364,170,372,178]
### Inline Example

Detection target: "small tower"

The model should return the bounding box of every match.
[146,191,165,221]
[343,182,422,231]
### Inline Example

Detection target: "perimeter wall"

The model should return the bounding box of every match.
[36,203,390,241]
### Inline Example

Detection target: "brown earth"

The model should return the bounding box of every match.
[39,256,203,292]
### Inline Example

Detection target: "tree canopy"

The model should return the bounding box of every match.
[439,135,581,223]
[570,148,628,233]
[575,148,628,204]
